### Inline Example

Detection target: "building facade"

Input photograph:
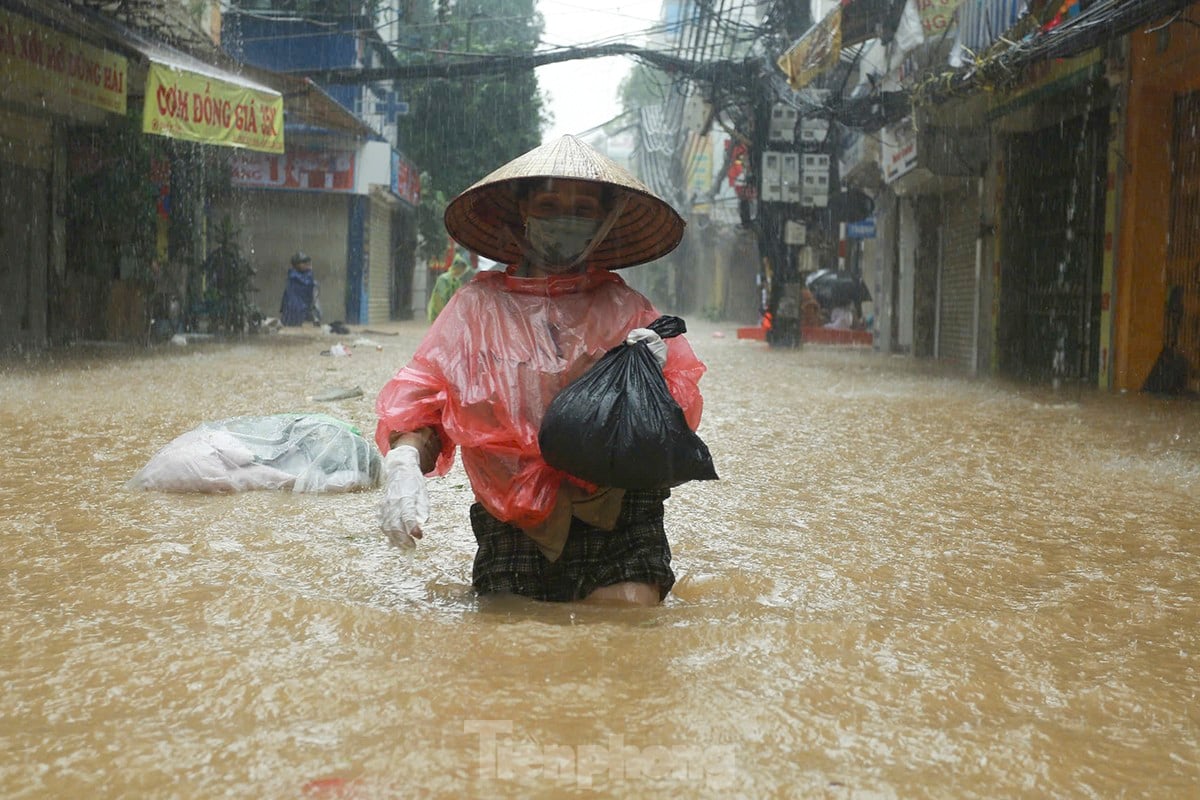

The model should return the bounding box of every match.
[220,3,422,326]
[0,0,286,347]
[770,0,1199,394]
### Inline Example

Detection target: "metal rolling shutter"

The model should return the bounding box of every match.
[999,110,1107,384]
[0,113,51,346]
[1166,90,1200,393]
[366,191,393,326]
[937,187,980,371]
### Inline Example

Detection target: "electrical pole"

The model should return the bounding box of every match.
[749,7,814,347]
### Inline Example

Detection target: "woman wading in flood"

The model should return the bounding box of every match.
[373,135,708,606]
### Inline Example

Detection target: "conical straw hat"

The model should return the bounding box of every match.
[443,135,685,271]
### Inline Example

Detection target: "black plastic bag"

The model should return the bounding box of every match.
[538,315,719,489]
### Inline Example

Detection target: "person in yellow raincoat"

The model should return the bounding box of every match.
[426,250,476,322]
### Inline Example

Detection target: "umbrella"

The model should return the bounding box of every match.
[805,269,871,309]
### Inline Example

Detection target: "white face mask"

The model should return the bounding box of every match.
[525,215,603,270]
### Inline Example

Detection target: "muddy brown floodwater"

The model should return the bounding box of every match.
[2,319,1199,798]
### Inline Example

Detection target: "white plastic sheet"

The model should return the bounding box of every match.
[127,414,382,494]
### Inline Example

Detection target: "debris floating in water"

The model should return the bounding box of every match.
[309,385,364,402]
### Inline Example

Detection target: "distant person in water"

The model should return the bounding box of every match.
[280,251,321,326]
[427,250,476,322]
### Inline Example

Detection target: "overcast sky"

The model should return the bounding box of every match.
[535,0,664,142]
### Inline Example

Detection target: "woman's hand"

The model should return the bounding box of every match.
[378,445,429,549]
[626,328,667,367]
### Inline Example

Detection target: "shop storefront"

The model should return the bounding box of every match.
[366,187,396,325]
[876,107,990,368]
[225,146,355,323]
[0,4,128,347]
[123,22,284,337]
[989,50,1112,386]
[222,139,418,327]
[1115,5,1200,394]
[928,180,985,372]
[0,2,286,345]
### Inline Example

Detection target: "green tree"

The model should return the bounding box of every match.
[618,62,671,110]
[201,216,259,336]
[396,0,548,260]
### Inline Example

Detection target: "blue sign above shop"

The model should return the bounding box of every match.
[846,218,876,239]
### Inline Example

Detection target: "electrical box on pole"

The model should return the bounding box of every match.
[798,118,829,148]
[769,103,798,144]
[800,153,830,207]
[762,150,800,203]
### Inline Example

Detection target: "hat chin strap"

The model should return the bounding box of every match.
[506,193,630,273]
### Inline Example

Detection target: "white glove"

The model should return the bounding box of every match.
[626,328,667,367]
[378,445,429,550]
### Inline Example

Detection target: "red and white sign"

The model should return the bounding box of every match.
[230,148,355,192]
[918,0,966,37]
[882,119,918,184]
[392,152,420,206]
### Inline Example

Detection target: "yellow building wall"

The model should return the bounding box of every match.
[1115,7,1200,390]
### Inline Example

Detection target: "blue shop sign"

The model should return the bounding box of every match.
[846,217,876,239]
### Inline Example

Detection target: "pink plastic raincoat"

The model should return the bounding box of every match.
[375,267,706,531]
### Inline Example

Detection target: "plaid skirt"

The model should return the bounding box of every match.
[470,488,676,602]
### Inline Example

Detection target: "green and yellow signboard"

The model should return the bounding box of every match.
[142,62,284,153]
[0,9,127,114]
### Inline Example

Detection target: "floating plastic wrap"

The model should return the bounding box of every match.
[127,414,382,494]
[538,315,719,489]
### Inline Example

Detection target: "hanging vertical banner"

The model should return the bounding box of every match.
[776,7,843,91]
[142,61,284,153]
[0,9,127,113]
[882,118,918,183]
[918,0,967,38]
[391,150,421,207]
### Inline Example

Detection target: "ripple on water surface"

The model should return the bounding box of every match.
[2,326,1199,797]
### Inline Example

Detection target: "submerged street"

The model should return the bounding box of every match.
[2,322,1199,798]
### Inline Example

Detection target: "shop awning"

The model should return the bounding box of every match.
[270,73,378,140]
[113,23,285,153]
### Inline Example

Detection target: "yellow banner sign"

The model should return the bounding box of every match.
[777,7,843,91]
[0,9,127,114]
[143,62,284,153]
